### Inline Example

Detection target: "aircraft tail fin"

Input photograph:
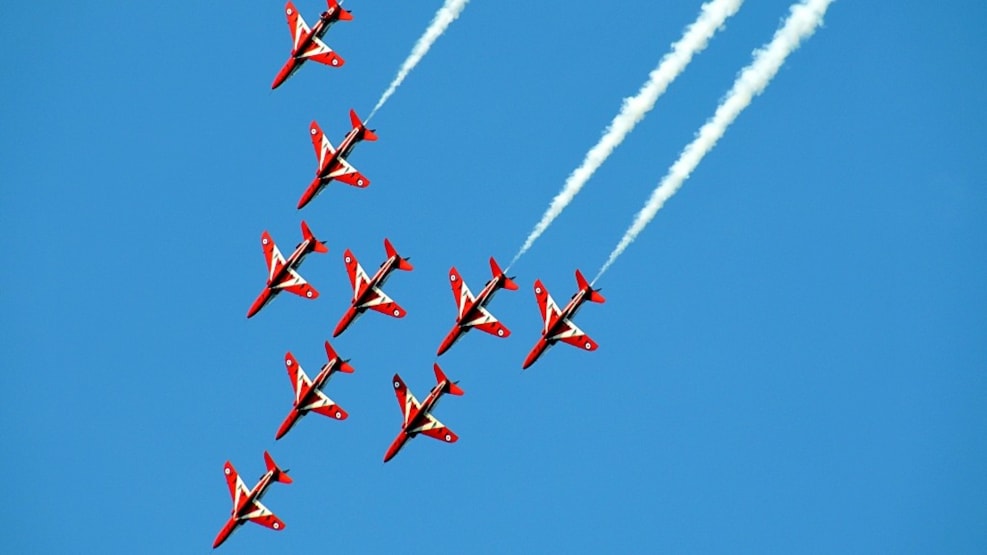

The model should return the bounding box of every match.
[328,0,353,20]
[433,363,465,396]
[350,109,378,142]
[490,257,519,291]
[323,340,355,373]
[301,220,329,253]
[575,269,605,303]
[384,238,413,271]
[263,451,293,484]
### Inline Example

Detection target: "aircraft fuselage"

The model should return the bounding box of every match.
[267,239,316,286]
[383,384,449,462]
[247,239,318,318]
[459,276,504,324]
[522,287,594,368]
[275,361,341,439]
[352,255,400,306]
[544,289,590,339]
[316,128,363,179]
[213,471,276,547]
[291,15,335,59]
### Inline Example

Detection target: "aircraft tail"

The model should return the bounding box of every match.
[384,238,413,271]
[350,109,378,142]
[301,220,329,253]
[323,340,355,373]
[263,451,293,484]
[490,257,519,291]
[433,363,464,396]
[575,269,605,303]
[328,0,353,20]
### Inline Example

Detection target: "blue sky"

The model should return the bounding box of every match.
[2,1,986,552]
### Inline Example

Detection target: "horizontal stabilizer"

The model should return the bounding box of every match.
[349,109,378,141]
[327,0,353,20]
[384,238,413,271]
[263,451,293,484]
[300,220,329,253]
[490,257,518,290]
[575,269,605,303]
[323,340,355,373]
[433,363,464,396]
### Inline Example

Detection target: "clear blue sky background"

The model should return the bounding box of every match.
[2,1,985,553]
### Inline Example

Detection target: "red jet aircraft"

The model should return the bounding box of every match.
[276,340,354,440]
[522,269,605,369]
[246,220,328,319]
[213,451,292,549]
[271,0,352,89]
[297,110,378,209]
[437,257,519,356]
[332,238,412,337]
[384,364,465,462]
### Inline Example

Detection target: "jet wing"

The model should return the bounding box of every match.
[301,390,348,420]
[343,250,371,299]
[309,121,337,169]
[326,157,369,188]
[533,279,562,333]
[242,499,286,531]
[448,267,475,318]
[284,2,312,50]
[358,286,406,318]
[284,353,312,404]
[411,413,459,444]
[271,268,319,299]
[299,38,344,67]
[548,318,599,352]
[464,306,510,338]
[262,232,287,281]
[223,461,250,506]
[285,2,310,51]
[392,374,420,427]
[285,3,343,66]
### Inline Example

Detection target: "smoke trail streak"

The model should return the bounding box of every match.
[508,0,744,270]
[594,0,834,283]
[368,0,470,121]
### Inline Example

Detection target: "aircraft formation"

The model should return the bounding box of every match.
[209,0,838,546]
[214,1,603,547]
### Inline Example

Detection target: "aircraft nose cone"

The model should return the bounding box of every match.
[383,433,407,462]
[522,351,538,370]
[247,294,266,319]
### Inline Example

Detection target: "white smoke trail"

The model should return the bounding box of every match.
[594,0,834,283]
[368,0,470,121]
[508,0,744,270]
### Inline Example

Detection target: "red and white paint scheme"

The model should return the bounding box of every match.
[275,340,354,440]
[246,220,328,319]
[271,0,352,90]
[297,109,378,209]
[437,257,519,356]
[212,451,292,549]
[522,269,606,369]
[384,364,465,463]
[332,238,412,337]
